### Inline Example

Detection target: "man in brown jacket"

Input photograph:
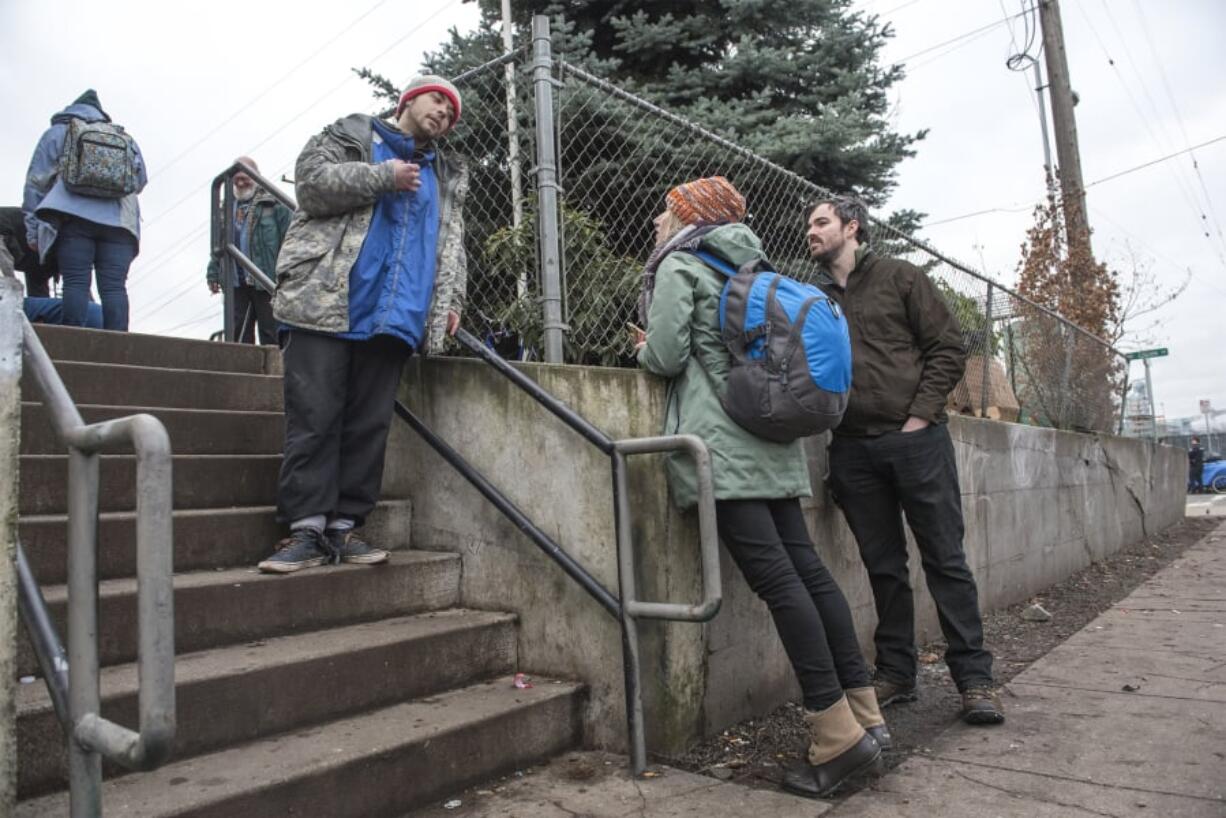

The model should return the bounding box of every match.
[808,195,1004,725]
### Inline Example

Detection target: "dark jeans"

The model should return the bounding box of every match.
[716,498,870,711]
[1189,467,1203,493]
[829,424,993,691]
[232,284,275,345]
[54,217,137,331]
[276,331,411,526]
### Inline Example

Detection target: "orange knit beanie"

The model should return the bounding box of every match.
[665,176,747,225]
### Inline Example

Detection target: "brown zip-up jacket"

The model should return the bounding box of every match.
[820,249,965,437]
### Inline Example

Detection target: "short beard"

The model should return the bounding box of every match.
[234,186,256,202]
[810,236,845,266]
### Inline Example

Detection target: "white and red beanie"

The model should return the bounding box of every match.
[394,74,462,131]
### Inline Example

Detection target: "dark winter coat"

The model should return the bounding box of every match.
[820,250,966,437]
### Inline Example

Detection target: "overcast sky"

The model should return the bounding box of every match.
[3,0,1222,426]
[857,0,1226,427]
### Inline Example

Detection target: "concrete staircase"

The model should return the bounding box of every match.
[15,325,584,816]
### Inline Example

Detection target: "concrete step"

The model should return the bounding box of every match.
[17,553,460,677]
[17,678,584,818]
[17,609,520,799]
[31,324,278,375]
[21,403,284,456]
[23,361,283,412]
[19,454,283,514]
[19,499,413,584]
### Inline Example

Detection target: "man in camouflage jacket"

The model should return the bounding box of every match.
[259,75,469,574]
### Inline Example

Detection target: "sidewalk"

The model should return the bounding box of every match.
[1186,493,1226,517]
[831,519,1226,818]
[411,521,1225,817]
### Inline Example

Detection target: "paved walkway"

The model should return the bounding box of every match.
[1187,493,1226,517]
[413,521,1226,817]
[832,519,1226,818]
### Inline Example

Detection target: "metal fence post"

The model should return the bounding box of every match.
[980,284,994,416]
[532,14,566,363]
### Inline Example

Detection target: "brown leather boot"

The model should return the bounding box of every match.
[782,696,882,798]
[847,686,892,751]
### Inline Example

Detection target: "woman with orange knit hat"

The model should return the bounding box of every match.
[634,177,887,798]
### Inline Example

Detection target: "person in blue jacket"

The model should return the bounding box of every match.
[22,89,148,331]
[256,75,468,574]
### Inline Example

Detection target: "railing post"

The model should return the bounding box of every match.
[220,178,236,343]
[611,452,647,776]
[532,14,566,363]
[67,450,102,817]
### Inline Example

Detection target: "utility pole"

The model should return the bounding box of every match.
[1031,59,1057,197]
[1038,0,1094,262]
[1143,358,1157,440]
[501,0,527,298]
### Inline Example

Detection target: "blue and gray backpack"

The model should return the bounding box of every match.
[689,249,852,442]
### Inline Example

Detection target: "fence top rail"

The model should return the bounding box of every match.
[556,59,1126,362]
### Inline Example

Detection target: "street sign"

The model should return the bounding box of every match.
[1124,347,1168,361]
[1201,399,1212,414]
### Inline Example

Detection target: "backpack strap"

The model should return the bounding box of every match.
[688,249,777,361]
[689,249,739,278]
[778,295,823,382]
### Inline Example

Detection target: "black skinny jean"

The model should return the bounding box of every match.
[716,497,870,712]
[829,423,993,690]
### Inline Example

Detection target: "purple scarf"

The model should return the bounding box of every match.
[636,223,724,327]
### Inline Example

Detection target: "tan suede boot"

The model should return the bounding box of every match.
[782,696,882,798]
[846,686,892,750]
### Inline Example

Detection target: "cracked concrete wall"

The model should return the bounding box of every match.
[384,360,1185,756]
[0,277,22,815]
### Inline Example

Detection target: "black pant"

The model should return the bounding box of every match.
[716,498,870,711]
[1189,466,1203,493]
[277,331,411,526]
[233,284,276,345]
[829,424,993,691]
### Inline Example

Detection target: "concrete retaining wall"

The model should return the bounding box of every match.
[385,357,1185,756]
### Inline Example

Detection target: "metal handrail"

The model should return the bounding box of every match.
[398,327,721,775]
[18,318,176,817]
[209,161,295,339]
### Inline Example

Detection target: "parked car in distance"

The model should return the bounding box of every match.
[1203,455,1226,494]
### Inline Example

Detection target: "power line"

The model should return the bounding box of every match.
[151,307,222,337]
[148,0,392,187]
[1084,0,1226,267]
[139,0,463,231]
[923,202,1039,228]
[1090,207,1226,299]
[906,18,1011,72]
[1085,134,1226,189]
[893,7,1032,65]
[1128,0,1226,259]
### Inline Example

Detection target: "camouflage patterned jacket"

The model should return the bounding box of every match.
[273,113,469,354]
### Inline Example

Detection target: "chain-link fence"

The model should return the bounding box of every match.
[441,21,1128,433]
